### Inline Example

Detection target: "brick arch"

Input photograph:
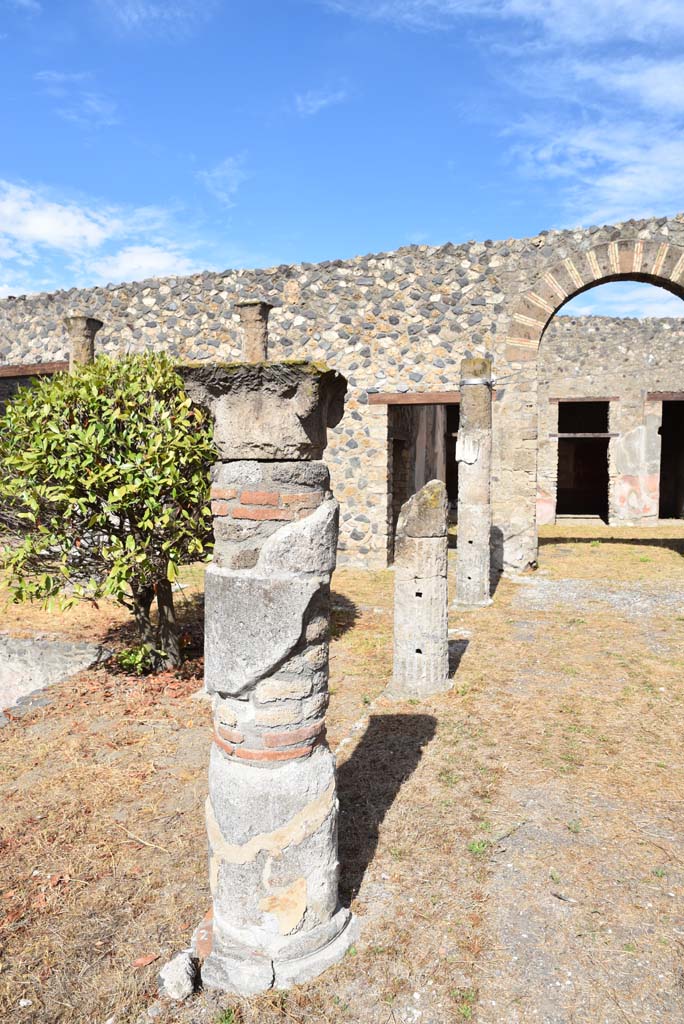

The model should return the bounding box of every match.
[508,238,684,355]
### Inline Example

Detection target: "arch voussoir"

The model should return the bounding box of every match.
[510,237,684,354]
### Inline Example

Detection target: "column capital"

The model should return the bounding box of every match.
[180,360,347,460]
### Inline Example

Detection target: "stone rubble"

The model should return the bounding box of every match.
[157,951,197,1002]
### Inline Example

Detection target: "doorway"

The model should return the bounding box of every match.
[659,401,684,519]
[445,404,460,518]
[556,401,609,520]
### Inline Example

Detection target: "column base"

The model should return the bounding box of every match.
[384,675,452,701]
[199,907,359,995]
[450,597,493,611]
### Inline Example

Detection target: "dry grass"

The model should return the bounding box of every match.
[2,531,684,1023]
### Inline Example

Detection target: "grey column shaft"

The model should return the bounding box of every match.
[180,361,355,996]
[455,357,492,608]
[387,480,450,699]
[64,313,103,372]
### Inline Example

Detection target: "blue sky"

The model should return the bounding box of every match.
[1,0,684,317]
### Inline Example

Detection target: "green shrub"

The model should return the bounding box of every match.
[0,353,215,669]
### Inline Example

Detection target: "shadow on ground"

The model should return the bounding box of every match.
[101,591,206,661]
[337,713,437,904]
[449,638,469,676]
[539,535,684,555]
[331,592,359,638]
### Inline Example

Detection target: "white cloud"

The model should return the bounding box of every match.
[295,88,348,116]
[0,180,206,294]
[35,70,89,94]
[95,0,220,34]
[8,0,42,12]
[89,244,198,284]
[58,92,119,128]
[197,156,247,208]
[560,282,684,319]
[0,181,120,252]
[501,0,684,44]
[512,117,684,225]
[573,57,684,114]
[35,70,119,128]
[323,0,684,43]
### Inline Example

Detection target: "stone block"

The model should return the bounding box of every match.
[257,500,339,576]
[158,951,197,1001]
[204,566,321,696]
[394,479,448,539]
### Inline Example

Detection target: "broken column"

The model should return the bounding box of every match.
[235,299,274,362]
[454,357,493,608]
[386,480,450,699]
[180,360,357,995]
[64,312,103,372]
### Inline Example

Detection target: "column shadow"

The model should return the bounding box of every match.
[336,713,437,904]
[449,638,469,675]
[490,525,504,596]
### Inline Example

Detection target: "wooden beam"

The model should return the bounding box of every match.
[647,391,684,402]
[368,390,461,405]
[548,396,619,403]
[550,432,618,439]
[0,361,68,379]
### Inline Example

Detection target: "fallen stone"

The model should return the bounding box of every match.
[158,951,197,1002]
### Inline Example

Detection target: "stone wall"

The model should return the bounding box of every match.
[0,375,31,413]
[538,316,684,525]
[3,213,684,567]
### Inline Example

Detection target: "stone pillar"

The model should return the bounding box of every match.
[235,299,273,362]
[386,480,450,699]
[64,312,103,372]
[454,357,493,608]
[180,360,357,995]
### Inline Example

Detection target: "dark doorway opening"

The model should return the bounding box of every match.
[558,401,608,433]
[556,401,610,520]
[445,404,460,518]
[659,401,684,518]
[557,439,609,518]
[388,402,451,560]
[391,437,411,541]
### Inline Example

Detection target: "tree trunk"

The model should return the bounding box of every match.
[156,577,182,668]
[131,584,155,647]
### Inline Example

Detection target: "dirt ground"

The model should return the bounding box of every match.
[1,525,683,1024]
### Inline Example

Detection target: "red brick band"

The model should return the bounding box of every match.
[209,486,326,524]
[213,729,325,763]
